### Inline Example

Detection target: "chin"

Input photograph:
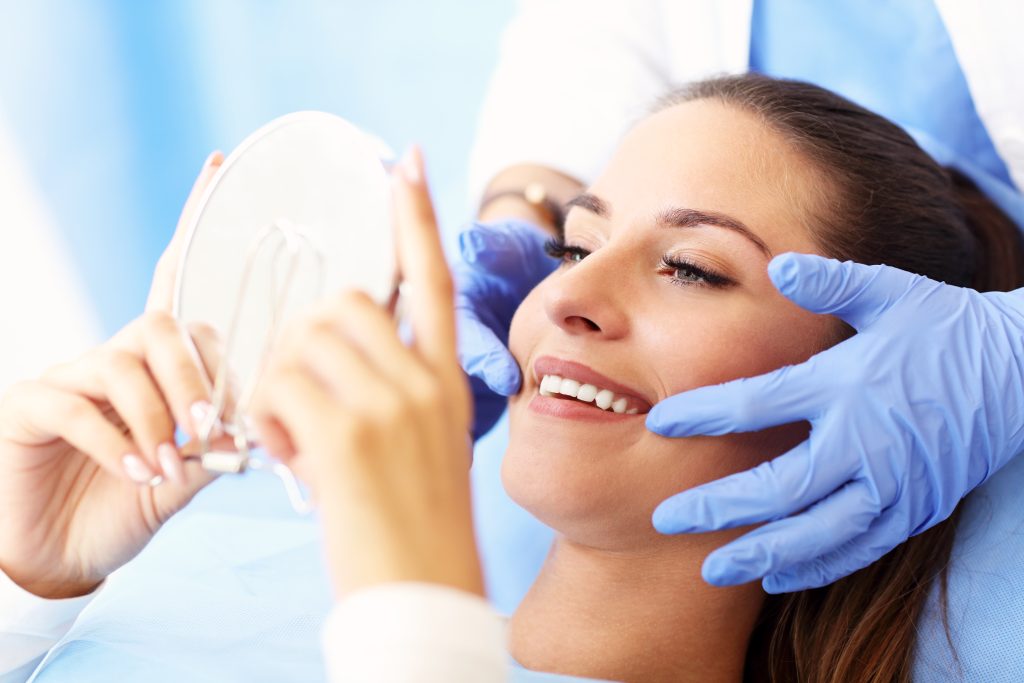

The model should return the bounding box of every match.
[502,409,677,550]
[502,398,813,551]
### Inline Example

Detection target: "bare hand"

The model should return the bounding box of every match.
[251,147,482,598]
[0,152,231,598]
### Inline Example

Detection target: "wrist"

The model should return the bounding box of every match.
[323,516,485,600]
[478,195,558,235]
[1,561,103,600]
[20,578,103,600]
[479,183,565,234]
[477,164,583,236]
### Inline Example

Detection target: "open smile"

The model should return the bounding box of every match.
[528,356,652,421]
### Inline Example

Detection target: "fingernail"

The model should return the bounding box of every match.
[122,454,155,484]
[204,150,224,168]
[395,147,422,185]
[157,443,185,484]
[190,400,223,438]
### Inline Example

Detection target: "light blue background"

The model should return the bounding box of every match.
[0,0,515,333]
[0,0,550,620]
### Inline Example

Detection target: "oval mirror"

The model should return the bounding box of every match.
[173,112,394,417]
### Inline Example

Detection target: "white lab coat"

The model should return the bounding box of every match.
[468,0,1024,205]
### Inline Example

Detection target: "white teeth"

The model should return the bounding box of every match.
[540,374,562,396]
[559,378,581,398]
[538,374,641,415]
[576,384,598,403]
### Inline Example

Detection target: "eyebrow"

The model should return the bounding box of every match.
[564,192,772,257]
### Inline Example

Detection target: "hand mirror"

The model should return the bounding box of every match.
[173,112,394,509]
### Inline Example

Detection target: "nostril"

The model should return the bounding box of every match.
[564,315,600,332]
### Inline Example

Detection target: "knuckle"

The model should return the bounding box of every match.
[304,315,338,341]
[346,418,378,451]
[341,289,373,307]
[364,390,411,426]
[137,401,173,429]
[325,289,367,317]
[170,355,204,386]
[188,321,222,346]
[408,375,444,410]
[141,309,178,334]
[60,395,93,424]
[104,349,140,376]
[284,316,332,355]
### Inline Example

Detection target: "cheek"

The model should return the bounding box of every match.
[638,290,829,395]
[507,285,546,372]
[501,280,830,548]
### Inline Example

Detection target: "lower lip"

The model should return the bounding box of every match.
[528,393,642,422]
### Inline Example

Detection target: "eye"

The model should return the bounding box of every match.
[660,256,732,288]
[544,237,590,264]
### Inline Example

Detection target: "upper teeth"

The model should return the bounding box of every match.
[539,374,638,414]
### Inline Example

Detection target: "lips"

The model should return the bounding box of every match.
[532,356,654,414]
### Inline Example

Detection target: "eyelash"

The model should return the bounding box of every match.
[543,237,733,288]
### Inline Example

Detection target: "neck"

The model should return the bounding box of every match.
[508,535,764,682]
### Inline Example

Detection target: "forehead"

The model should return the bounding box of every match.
[589,99,823,255]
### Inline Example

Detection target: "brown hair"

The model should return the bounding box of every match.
[656,74,1024,682]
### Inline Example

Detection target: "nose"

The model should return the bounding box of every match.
[542,252,629,339]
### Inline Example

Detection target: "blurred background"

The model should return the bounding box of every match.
[0,0,547,617]
[0,0,516,385]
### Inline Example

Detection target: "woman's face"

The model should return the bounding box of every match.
[505,99,838,551]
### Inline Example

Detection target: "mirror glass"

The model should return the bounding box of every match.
[173,111,394,404]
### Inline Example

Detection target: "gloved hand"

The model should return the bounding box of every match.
[646,252,1024,593]
[454,220,558,439]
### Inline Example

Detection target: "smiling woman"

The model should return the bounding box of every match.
[502,74,1024,682]
[3,73,1022,683]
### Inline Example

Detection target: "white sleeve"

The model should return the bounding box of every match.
[0,569,99,683]
[321,582,508,683]
[466,0,675,207]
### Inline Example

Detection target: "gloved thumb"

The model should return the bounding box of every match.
[768,253,922,331]
[457,307,522,396]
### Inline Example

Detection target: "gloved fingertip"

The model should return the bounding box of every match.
[701,553,747,587]
[645,405,677,435]
[484,358,522,396]
[644,406,666,433]
[651,495,699,534]
[645,404,701,438]
[767,252,825,296]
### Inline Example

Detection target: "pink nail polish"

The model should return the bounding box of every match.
[204,150,223,168]
[122,454,155,484]
[157,443,185,484]
[397,147,421,185]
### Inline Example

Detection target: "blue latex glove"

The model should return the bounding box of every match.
[454,220,558,439]
[646,252,1024,593]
